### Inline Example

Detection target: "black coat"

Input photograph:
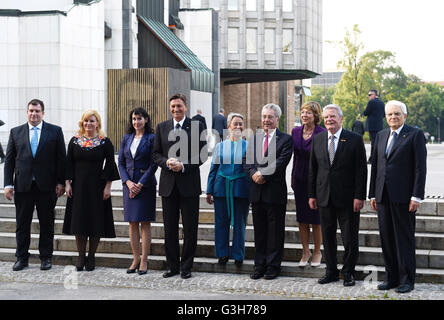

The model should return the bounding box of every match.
[4,121,66,192]
[369,125,427,203]
[152,117,207,197]
[243,129,293,205]
[308,129,367,208]
[191,114,207,131]
[212,113,227,138]
[363,98,385,132]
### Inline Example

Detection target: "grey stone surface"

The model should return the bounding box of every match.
[0,262,443,300]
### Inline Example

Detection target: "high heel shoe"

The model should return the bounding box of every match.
[138,261,148,275]
[76,255,86,272]
[311,253,322,267]
[127,261,140,274]
[298,252,312,268]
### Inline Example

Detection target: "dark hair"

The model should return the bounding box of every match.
[169,93,187,106]
[126,107,154,134]
[369,89,378,96]
[28,99,45,112]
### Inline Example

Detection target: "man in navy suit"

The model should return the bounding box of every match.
[4,99,66,271]
[369,100,427,294]
[364,90,385,163]
[212,108,227,142]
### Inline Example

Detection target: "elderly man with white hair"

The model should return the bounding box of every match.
[369,100,427,294]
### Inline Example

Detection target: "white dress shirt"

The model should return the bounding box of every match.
[327,127,342,154]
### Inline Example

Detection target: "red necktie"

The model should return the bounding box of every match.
[263,133,269,157]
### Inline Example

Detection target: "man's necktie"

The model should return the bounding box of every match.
[386,131,398,157]
[175,123,181,157]
[30,126,39,158]
[263,133,269,157]
[329,135,336,165]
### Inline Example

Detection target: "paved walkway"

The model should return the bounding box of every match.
[0,262,443,300]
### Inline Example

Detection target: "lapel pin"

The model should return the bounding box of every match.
[340,139,346,142]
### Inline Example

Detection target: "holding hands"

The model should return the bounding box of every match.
[126,180,143,199]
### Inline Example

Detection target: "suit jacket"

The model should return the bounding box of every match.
[308,129,367,208]
[118,132,158,187]
[212,113,227,138]
[4,121,66,192]
[153,117,207,197]
[243,129,293,205]
[363,98,385,132]
[191,114,207,131]
[369,125,427,203]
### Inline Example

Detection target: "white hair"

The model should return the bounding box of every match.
[227,112,244,126]
[262,103,282,119]
[385,100,407,115]
[323,104,343,117]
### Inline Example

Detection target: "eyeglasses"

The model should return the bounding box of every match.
[368,93,374,96]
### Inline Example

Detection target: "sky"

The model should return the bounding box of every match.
[322,0,444,81]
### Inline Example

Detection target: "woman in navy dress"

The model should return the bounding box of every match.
[291,101,326,267]
[118,108,158,275]
[206,113,250,266]
[63,110,120,272]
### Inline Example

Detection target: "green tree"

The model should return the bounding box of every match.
[306,85,335,107]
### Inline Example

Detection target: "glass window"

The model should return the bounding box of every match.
[283,0,292,12]
[190,0,202,8]
[282,29,292,53]
[264,0,274,11]
[228,0,238,10]
[228,28,239,53]
[246,0,256,11]
[264,29,275,53]
[246,28,257,53]
[209,0,220,10]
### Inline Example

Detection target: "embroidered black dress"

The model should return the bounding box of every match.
[63,136,120,237]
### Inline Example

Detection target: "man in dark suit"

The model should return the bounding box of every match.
[153,93,207,279]
[212,108,227,142]
[243,103,293,280]
[369,100,427,294]
[308,104,367,287]
[191,109,207,131]
[4,99,66,271]
[364,89,385,163]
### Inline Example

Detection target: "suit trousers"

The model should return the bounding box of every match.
[161,184,199,273]
[214,197,249,261]
[251,202,286,272]
[14,181,57,260]
[319,204,360,276]
[377,187,416,286]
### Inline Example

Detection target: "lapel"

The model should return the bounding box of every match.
[262,129,280,158]
[35,121,48,158]
[319,131,329,167]
[134,132,149,159]
[381,129,391,159]
[388,125,409,159]
[332,129,347,166]
[126,133,136,159]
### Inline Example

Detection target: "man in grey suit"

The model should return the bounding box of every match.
[4,99,66,271]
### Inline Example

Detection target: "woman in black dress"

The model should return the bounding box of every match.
[63,110,120,271]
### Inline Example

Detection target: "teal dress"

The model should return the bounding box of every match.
[206,139,250,261]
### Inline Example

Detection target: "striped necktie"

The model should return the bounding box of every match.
[329,135,336,165]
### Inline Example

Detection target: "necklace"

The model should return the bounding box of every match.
[303,126,314,139]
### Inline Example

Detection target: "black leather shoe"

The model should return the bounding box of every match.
[234,260,243,267]
[13,260,28,271]
[218,256,229,265]
[163,270,179,278]
[250,271,265,280]
[396,284,414,294]
[40,259,52,271]
[377,282,399,290]
[264,269,279,280]
[76,255,87,272]
[181,271,192,279]
[318,274,339,284]
[343,274,355,287]
[85,256,95,271]
[138,269,148,275]
[126,261,140,274]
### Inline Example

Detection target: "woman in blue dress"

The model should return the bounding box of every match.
[118,108,158,275]
[206,113,250,266]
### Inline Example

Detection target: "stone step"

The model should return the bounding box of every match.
[0,231,442,269]
[0,248,442,284]
[0,191,443,216]
[1,218,444,251]
[1,204,444,233]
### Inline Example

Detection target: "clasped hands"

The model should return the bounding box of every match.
[126,180,143,199]
[370,199,419,213]
[309,198,364,213]
[167,158,184,173]
[252,171,265,185]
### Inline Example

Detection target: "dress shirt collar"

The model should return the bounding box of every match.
[390,124,404,136]
[173,117,186,129]
[28,121,43,130]
[327,127,342,140]
[263,128,276,140]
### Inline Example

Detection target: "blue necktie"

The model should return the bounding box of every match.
[31,126,39,157]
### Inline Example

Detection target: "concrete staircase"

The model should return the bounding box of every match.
[0,190,443,283]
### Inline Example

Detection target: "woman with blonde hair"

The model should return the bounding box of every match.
[291,101,326,267]
[63,110,120,271]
